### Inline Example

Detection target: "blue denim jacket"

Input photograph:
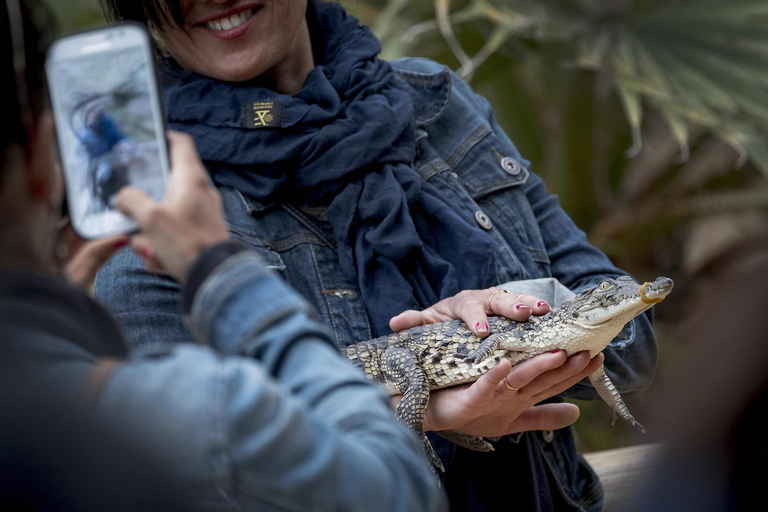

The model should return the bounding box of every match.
[3,255,445,511]
[96,57,657,511]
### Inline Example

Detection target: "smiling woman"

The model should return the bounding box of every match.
[103,0,313,88]
[95,1,662,511]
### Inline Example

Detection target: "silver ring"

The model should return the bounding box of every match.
[503,378,519,391]
[488,289,511,307]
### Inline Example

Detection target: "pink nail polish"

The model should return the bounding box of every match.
[537,301,549,308]
[516,304,530,310]
[141,247,153,258]
[551,349,561,354]
[475,321,489,333]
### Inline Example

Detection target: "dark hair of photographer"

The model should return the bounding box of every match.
[0,0,49,162]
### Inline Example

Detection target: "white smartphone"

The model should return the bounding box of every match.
[46,23,169,239]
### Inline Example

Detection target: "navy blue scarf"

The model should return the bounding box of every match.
[162,1,501,336]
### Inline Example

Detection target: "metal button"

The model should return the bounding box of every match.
[542,430,554,442]
[474,210,492,230]
[500,156,522,176]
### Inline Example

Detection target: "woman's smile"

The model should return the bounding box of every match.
[194,3,263,41]
[159,0,314,89]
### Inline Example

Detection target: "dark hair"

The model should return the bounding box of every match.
[1,0,52,157]
[100,0,185,29]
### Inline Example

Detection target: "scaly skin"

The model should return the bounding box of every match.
[346,276,673,468]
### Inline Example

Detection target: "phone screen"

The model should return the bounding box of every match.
[47,26,167,238]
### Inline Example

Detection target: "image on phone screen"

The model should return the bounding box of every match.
[49,43,166,237]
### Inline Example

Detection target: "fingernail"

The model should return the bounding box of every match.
[515,304,530,310]
[115,240,127,249]
[537,301,549,308]
[475,321,488,333]
[141,247,153,258]
[551,349,561,354]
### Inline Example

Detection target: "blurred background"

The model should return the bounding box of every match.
[46,0,768,453]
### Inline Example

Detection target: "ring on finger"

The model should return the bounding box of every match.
[503,377,519,392]
[488,289,511,307]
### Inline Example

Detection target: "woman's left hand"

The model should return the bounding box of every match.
[57,219,128,290]
[389,287,551,337]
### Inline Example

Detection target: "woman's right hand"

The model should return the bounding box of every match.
[115,131,230,283]
[392,350,604,436]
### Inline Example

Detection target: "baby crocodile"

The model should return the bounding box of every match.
[346,275,673,471]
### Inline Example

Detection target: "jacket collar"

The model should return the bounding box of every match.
[0,268,128,358]
[393,66,452,127]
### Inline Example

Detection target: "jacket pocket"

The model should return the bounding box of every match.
[228,227,286,271]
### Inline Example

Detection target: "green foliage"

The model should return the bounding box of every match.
[349,0,768,269]
[45,0,104,35]
[351,0,768,450]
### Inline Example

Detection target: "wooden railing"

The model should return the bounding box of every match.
[583,444,662,512]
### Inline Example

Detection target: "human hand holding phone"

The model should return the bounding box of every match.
[115,132,230,283]
[46,23,169,239]
[56,218,128,290]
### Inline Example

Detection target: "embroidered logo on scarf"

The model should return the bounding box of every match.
[241,101,285,128]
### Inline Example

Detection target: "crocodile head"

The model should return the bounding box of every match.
[562,276,674,329]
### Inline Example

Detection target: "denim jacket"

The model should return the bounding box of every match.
[96,57,657,511]
[2,254,445,511]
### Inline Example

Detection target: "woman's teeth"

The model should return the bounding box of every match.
[206,9,254,31]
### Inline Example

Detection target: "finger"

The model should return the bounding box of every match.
[520,351,591,397]
[506,403,581,434]
[166,131,210,187]
[65,235,128,288]
[115,186,163,228]
[389,310,424,332]
[513,294,551,315]
[129,236,165,275]
[389,308,454,332]
[503,350,568,390]
[449,290,491,337]
[56,220,86,260]
[532,353,605,402]
[487,289,533,321]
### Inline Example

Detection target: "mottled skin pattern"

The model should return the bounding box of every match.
[346,276,674,471]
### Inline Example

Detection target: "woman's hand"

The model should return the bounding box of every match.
[392,350,604,436]
[389,287,551,337]
[115,131,230,283]
[57,219,128,290]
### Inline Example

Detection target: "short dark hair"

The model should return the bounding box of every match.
[100,0,185,30]
[1,0,52,155]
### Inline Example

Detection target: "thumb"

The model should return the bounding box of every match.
[115,186,161,228]
[507,403,581,433]
[389,310,424,332]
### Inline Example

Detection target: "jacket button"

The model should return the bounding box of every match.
[500,156,522,176]
[542,429,554,442]
[474,210,492,230]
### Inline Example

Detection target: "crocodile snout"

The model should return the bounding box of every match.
[640,277,674,303]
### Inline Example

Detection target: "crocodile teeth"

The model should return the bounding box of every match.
[206,9,254,31]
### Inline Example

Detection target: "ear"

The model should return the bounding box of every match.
[26,113,62,207]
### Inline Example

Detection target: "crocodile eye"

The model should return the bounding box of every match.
[598,280,612,291]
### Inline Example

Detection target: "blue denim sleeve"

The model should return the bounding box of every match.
[96,252,446,511]
[455,76,657,398]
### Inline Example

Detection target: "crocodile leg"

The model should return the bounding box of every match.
[436,430,495,452]
[588,363,646,433]
[462,333,505,365]
[381,347,445,473]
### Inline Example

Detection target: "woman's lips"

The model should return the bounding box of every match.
[198,5,262,41]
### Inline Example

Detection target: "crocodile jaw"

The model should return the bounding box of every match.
[572,276,673,328]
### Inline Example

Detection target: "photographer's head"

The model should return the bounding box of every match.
[0,0,61,271]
